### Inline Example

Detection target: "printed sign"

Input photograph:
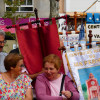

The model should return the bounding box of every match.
[86,24,100,41]
[66,47,100,100]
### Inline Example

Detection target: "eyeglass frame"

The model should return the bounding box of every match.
[0,40,7,44]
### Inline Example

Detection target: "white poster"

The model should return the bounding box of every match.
[86,24,100,41]
[66,47,100,100]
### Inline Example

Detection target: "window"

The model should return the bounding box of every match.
[5,0,34,12]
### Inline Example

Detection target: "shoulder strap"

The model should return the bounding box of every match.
[59,74,66,96]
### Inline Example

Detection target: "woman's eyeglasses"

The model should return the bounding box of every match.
[0,40,6,44]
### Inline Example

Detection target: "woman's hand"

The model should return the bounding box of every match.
[62,90,72,99]
[63,97,67,100]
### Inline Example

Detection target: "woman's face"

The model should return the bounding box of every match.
[44,62,59,81]
[12,59,23,76]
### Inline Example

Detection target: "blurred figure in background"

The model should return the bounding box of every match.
[0,29,7,72]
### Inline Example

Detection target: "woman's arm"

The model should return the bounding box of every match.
[64,76,80,100]
[28,70,44,80]
[24,88,33,100]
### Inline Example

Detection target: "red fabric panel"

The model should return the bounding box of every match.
[39,18,65,73]
[39,20,47,57]
[16,25,43,74]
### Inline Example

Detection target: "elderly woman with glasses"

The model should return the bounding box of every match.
[0,53,33,100]
[35,54,79,100]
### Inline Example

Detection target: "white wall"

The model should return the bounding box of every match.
[65,0,100,12]
[34,0,50,18]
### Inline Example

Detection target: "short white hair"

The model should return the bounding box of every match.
[0,29,5,38]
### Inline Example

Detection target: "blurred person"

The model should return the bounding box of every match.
[9,47,19,54]
[0,53,33,100]
[35,54,79,100]
[0,29,7,72]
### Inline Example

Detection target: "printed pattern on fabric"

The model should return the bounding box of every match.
[0,74,32,100]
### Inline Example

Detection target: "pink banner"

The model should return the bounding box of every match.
[0,25,15,33]
[0,18,49,33]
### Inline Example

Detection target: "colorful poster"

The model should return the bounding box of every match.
[66,46,100,100]
[78,66,100,100]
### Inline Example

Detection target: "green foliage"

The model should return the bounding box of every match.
[3,0,34,24]
[4,0,25,7]
[5,31,16,40]
[4,0,24,13]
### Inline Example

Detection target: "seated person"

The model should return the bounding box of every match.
[35,54,80,100]
[9,48,43,80]
[0,53,33,100]
[9,48,43,100]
